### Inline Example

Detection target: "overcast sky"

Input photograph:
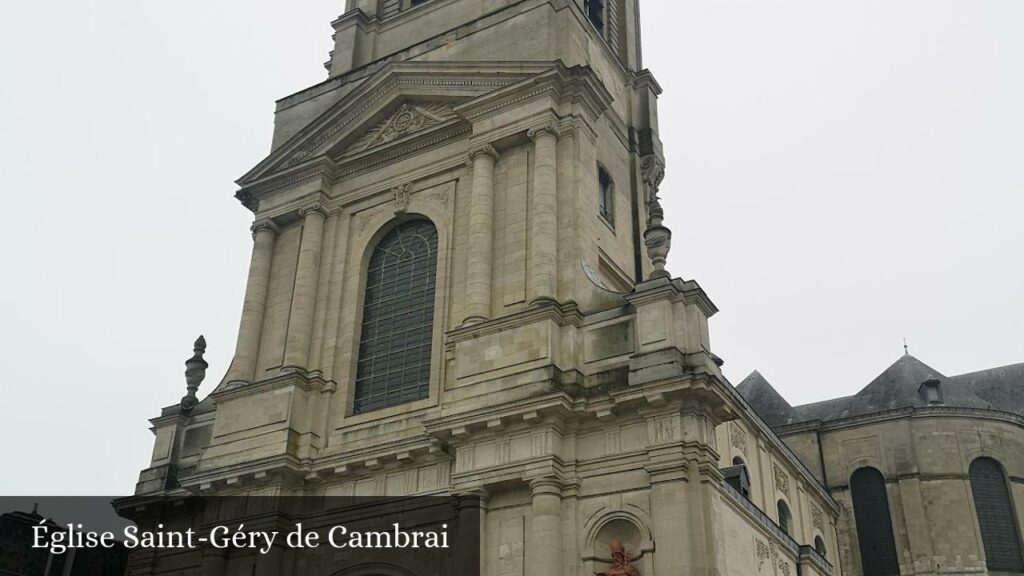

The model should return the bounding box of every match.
[0,1,1021,495]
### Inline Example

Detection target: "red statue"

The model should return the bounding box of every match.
[595,538,639,576]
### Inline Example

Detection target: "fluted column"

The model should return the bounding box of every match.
[283,202,328,371]
[528,125,559,305]
[529,478,563,576]
[464,145,499,325]
[226,218,279,385]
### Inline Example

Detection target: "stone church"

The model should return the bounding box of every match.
[115,1,1024,575]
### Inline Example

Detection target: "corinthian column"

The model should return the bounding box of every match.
[463,145,499,325]
[283,202,328,371]
[528,124,559,305]
[226,218,279,385]
[529,478,563,576]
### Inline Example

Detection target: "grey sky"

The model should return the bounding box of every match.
[0,1,1020,495]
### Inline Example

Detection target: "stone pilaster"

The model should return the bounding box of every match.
[464,145,499,325]
[253,544,283,576]
[199,548,227,576]
[307,211,338,372]
[226,218,279,385]
[528,125,559,305]
[283,202,328,371]
[529,477,563,576]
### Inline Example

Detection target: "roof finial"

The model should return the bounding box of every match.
[640,155,672,280]
[903,337,909,356]
[181,335,208,413]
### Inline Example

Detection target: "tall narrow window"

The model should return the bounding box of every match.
[354,219,438,414]
[585,0,605,34]
[970,457,1024,572]
[598,166,614,225]
[777,500,792,535]
[850,467,900,576]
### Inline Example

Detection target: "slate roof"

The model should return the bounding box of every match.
[735,371,796,427]
[737,355,1024,427]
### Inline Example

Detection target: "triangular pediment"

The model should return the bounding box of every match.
[345,101,456,155]
[236,62,560,187]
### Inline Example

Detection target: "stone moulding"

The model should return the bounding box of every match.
[238,62,562,185]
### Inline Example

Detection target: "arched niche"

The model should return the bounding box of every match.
[582,512,654,576]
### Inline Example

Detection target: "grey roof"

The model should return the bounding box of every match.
[953,362,1024,415]
[735,370,796,427]
[737,355,1024,427]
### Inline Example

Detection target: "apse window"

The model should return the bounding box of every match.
[598,166,614,226]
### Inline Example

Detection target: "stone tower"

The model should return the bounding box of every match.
[122,2,842,575]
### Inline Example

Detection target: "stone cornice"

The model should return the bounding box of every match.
[447,300,584,344]
[210,371,330,404]
[236,121,471,212]
[624,277,719,318]
[423,396,576,442]
[454,63,614,126]
[174,453,306,494]
[633,69,663,96]
[240,62,558,187]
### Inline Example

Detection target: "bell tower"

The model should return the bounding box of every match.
[122,2,752,575]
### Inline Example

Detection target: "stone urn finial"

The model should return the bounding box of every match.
[641,155,672,280]
[181,335,208,412]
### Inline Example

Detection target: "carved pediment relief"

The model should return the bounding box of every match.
[345,102,455,155]
[234,62,615,211]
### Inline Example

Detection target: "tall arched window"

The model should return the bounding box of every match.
[354,219,438,414]
[815,536,827,558]
[777,500,792,535]
[970,457,1024,572]
[850,467,900,576]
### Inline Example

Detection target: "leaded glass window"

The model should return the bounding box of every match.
[970,457,1024,572]
[354,219,438,414]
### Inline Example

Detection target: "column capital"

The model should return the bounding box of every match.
[527,123,560,141]
[467,144,499,164]
[528,477,565,496]
[298,201,329,219]
[250,218,280,239]
[455,488,490,510]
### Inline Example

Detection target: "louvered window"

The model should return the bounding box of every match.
[970,457,1024,572]
[850,467,900,576]
[354,219,438,414]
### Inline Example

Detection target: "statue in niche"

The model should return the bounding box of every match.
[595,538,639,576]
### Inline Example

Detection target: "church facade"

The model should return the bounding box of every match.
[118,1,1023,576]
